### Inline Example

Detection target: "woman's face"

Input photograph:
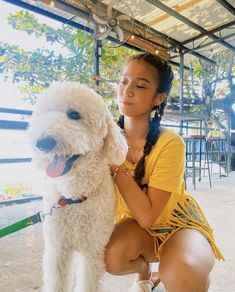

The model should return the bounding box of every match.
[117,60,161,118]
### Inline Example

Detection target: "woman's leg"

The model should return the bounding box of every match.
[105,218,157,281]
[159,228,215,292]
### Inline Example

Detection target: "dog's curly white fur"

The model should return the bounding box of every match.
[29,82,127,292]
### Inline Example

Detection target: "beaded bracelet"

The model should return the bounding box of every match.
[112,165,129,180]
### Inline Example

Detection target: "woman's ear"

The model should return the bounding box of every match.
[154,92,166,106]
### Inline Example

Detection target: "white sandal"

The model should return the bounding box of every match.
[128,279,154,292]
[128,272,161,292]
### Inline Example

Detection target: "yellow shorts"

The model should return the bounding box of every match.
[147,196,224,261]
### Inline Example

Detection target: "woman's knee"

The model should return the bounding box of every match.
[104,218,156,274]
[158,229,215,290]
[104,239,127,274]
[104,232,131,275]
[160,253,204,278]
[159,254,213,291]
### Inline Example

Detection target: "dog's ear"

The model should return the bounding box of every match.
[103,112,128,165]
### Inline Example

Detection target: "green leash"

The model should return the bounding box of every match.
[0,212,42,238]
[0,195,87,239]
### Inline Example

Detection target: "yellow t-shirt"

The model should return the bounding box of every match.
[115,128,224,260]
[115,128,185,224]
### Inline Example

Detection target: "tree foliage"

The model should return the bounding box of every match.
[0,9,134,104]
[0,10,95,103]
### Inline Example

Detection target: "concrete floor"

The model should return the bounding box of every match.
[0,171,234,292]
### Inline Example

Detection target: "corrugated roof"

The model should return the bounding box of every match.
[7,0,235,67]
[126,0,235,64]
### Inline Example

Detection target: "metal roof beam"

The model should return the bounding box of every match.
[181,32,235,56]
[132,19,216,65]
[189,51,217,64]
[3,0,94,33]
[5,0,216,65]
[181,20,235,46]
[170,50,217,64]
[170,32,235,59]
[216,0,235,16]
[168,60,192,71]
[145,0,235,52]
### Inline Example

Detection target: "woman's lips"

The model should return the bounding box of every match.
[119,100,133,106]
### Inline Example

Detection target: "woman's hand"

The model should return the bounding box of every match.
[110,164,129,180]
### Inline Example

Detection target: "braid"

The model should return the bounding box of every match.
[134,104,163,188]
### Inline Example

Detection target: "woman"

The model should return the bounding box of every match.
[105,52,223,292]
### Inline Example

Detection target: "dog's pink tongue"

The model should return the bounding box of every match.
[46,155,66,178]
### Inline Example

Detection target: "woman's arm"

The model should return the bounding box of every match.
[111,164,171,229]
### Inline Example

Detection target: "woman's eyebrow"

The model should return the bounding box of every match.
[136,77,151,83]
[122,74,151,83]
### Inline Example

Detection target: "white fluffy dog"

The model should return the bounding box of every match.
[29,82,127,292]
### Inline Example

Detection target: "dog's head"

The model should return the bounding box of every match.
[28,82,127,178]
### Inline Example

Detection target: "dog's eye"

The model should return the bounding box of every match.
[67,110,81,120]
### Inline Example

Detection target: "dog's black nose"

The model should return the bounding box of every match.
[36,136,57,152]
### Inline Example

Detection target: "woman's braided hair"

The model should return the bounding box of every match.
[117,52,174,188]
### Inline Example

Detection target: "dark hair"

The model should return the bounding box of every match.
[118,52,174,188]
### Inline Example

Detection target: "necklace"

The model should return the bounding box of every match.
[128,139,145,164]
[124,129,149,164]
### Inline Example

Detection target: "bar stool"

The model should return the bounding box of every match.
[184,135,212,190]
[207,137,229,177]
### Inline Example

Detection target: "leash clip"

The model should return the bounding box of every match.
[38,206,53,222]
[38,196,84,222]
[39,202,64,222]
[39,210,50,222]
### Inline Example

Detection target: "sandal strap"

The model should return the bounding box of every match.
[128,279,154,292]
